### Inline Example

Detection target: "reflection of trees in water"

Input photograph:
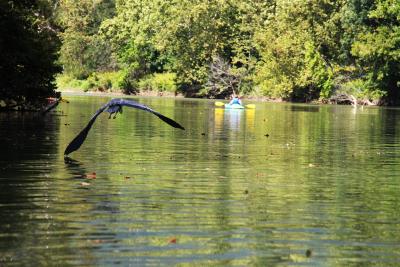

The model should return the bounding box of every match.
[0,112,67,265]
[0,112,60,161]
[3,98,400,265]
[0,111,115,266]
[246,104,400,264]
[289,104,320,113]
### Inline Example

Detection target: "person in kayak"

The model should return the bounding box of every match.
[229,95,243,106]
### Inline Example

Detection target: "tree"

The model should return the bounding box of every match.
[57,0,115,79]
[351,0,400,104]
[148,0,273,96]
[253,0,338,101]
[99,0,168,87]
[338,0,376,64]
[52,0,400,104]
[0,0,60,101]
[205,56,245,98]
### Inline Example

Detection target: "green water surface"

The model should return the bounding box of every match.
[1,95,400,266]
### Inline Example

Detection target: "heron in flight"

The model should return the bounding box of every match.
[64,98,185,156]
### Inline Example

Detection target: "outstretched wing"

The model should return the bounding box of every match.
[64,98,185,156]
[119,99,185,130]
[64,101,110,155]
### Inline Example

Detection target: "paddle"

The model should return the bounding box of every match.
[215,101,255,109]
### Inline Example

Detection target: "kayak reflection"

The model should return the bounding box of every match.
[214,107,255,132]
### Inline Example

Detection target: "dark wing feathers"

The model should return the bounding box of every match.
[119,99,185,130]
[152,112,185,130]
[64,98,184,155]
[64,103,110,155]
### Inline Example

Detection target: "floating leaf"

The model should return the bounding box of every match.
[84,172,97,179]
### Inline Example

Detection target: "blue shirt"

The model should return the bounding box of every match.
[230,97,242,105]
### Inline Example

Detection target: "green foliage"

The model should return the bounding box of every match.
[254,1,337,101]
[56,70,134,93]
[99,0,167,79]
[0,0,60,101]
[56,74,80,89]
[115,69,135,94]
[300,42,334,99]
[157,1,273,95]
[339,78,386,101]
[138,73,177,93]
[99,0,272,96]
[157,0,239,86]
[338,0,375,64]
[351,0,400,104]
[58,0,115,79]
[49,0,400,104]
[254,27,306,99]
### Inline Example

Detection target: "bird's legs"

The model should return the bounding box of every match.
[107,105,122,119]
[114,105,122,118]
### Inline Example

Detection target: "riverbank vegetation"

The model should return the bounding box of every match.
[0,0,60,110]
[2,0,400,106]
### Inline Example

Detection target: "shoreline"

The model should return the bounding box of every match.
[59,89,285,103]
[60,90,379,106]
[0,89,373,112]
[60,89,184,98]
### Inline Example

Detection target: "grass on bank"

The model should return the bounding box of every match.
[56,71,178,95]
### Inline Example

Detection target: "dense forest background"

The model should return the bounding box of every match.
[1,0,400,105]
[0,0,60,106]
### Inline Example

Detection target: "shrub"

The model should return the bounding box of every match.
[56,74,86,91]
[340,78,386,101]
[138,73,177,92]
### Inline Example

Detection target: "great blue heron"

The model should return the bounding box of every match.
[64,98,185,156]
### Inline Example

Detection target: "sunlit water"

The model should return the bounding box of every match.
[1,95,400,266]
